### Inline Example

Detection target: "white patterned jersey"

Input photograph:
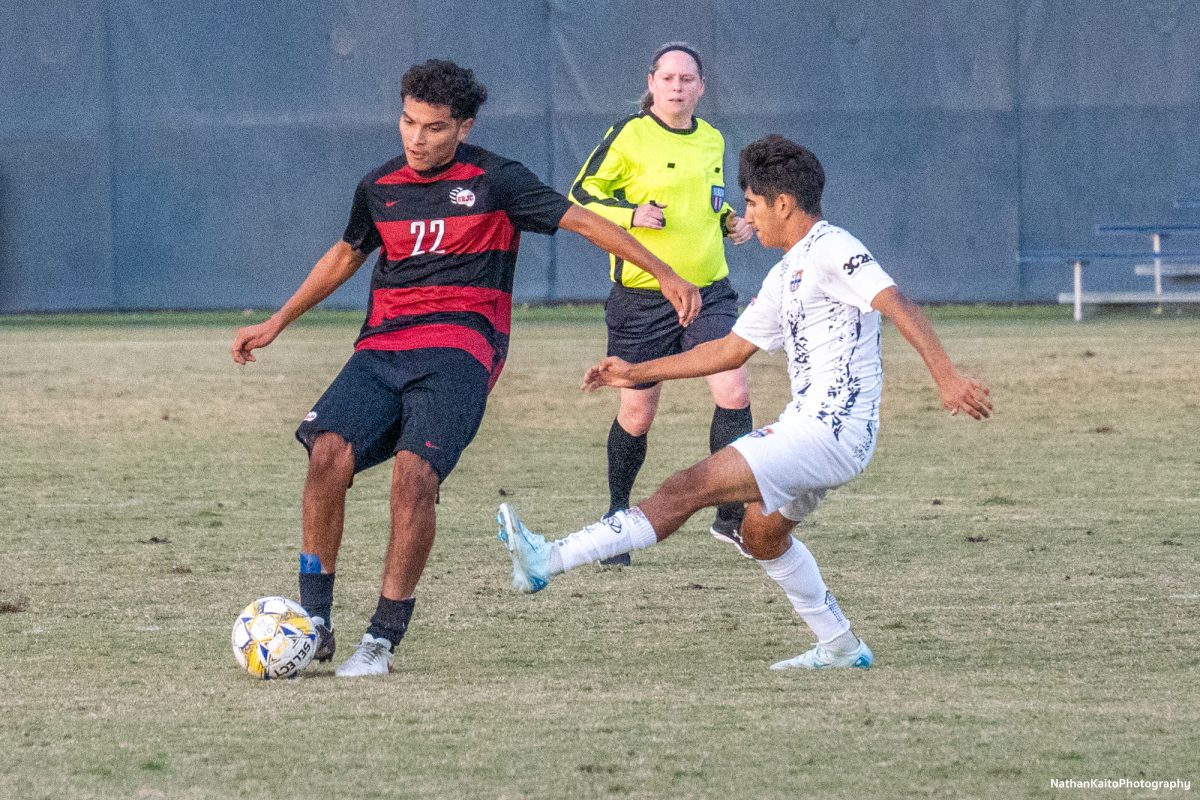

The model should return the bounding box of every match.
[732,221,896,466]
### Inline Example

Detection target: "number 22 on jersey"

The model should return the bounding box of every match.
[409,219,445,256]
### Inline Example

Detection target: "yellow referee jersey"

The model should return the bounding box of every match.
[570,111,734,290]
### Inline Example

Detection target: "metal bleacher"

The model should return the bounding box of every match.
[1020,207,1200,320]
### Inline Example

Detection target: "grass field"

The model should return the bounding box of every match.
[1,306,1196,799]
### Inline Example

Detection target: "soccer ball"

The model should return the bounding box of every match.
[231,596,317,680]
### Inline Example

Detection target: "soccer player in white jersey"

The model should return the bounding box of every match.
[497,134,992,669]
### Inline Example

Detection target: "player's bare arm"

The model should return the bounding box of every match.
[558,205,701,327]
[870,286,992,420]
[582,331,758,392]
[231,241,368,364]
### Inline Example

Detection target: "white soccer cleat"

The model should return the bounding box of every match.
[496,502,551,593]
[334,633,394,677]
[770,638,874,670]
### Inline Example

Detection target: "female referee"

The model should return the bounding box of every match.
[570,42,754,563]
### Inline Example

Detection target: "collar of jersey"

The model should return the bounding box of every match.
[784,219,831,265]
[409,145,464,179]
[642,110,699,135]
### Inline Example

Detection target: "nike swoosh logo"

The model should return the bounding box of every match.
[385,200,400,207]
[425,441,440,449]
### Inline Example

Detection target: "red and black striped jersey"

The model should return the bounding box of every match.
[343,143,571,388]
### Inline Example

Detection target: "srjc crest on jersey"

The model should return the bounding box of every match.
[450,187,476,208]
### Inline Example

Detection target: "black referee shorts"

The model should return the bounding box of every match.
[605,277,740,389]
[295,348,489,481]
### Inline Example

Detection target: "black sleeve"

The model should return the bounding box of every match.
[341,178,383,254]
[491,160,573,235]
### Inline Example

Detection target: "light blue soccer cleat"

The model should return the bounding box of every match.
[770,637,874,670]
[496,502,551,593]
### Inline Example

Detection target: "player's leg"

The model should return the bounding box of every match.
[498,446,761,591]
[741,499,870,669]
[301,433,354,573]
[337,348,489,677]
[336,452,438,678]
[730,418,874,670]
[684,278,753,551]
[294,350,409,663]
[380,452,440,602]
[299,432,353,661]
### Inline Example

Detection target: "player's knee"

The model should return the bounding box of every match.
[307,433,354,483]
[740,512,795,560]
[391,452,439,504]
[740,527,787,560]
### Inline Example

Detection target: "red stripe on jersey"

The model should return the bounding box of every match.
[367,286,513,334]
[487,358,505,390]
[355,323,495,374]
[375,211,516,261]
[375,162,486,185]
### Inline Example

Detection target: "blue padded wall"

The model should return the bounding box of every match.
[1,1,1197,311]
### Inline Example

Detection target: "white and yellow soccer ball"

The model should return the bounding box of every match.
[231,596,318,679]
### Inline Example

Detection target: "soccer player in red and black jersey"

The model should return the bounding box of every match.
[231,59,700,677]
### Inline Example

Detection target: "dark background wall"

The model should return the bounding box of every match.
[2,0,1198,312]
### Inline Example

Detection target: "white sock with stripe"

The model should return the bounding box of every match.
[548,507,658,574]
[757,537,854,646]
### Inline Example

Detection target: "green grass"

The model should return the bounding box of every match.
[0,307,1196,799]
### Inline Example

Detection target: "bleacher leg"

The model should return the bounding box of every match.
[1152,232,1163,315]
[1073,260,1083,322]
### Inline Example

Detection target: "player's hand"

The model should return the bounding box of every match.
[582,357,638,391]
[939,373,992,420]
[632,202,667,229]
[659,272,701,327]
[231,319,282,365]
[725,213,754,245]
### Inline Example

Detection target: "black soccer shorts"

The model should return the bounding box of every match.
[295,347,489,481]
[605,277,740,389]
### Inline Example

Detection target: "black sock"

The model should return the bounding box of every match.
[607,418,648,516]
[299,571,335,627]
[366,596,416,651]
[711,405,753,523]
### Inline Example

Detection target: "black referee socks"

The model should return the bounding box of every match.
[607,418,648,516]
[711,405,753,523]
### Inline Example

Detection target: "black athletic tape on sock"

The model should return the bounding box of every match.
[366,596,416,651]
[299,571,335,626]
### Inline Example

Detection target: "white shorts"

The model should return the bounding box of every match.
[729,415,866,521]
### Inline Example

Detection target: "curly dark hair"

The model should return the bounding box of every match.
[738,135,825,215]
[401,59,488,120]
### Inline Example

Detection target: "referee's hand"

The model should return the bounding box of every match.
[659,273,701,327]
